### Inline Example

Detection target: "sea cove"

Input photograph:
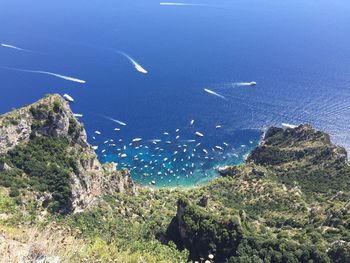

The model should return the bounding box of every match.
[1,0,350,187]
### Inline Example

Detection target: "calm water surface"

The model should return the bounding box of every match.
[1,0,350,186]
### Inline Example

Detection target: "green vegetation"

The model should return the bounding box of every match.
[0,137,76,213]
[248,125,350,198]
[1,98,350,262]
[165,194,335,263]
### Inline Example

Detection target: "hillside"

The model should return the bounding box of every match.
[0,94,135,214]
[0,95,350,262]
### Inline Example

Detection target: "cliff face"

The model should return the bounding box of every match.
[248,124,348,168]
[245,124,350,195]
[2,97,350,262]
[0,94,86,154]
[0,94,135,213]
[164,124,350,262]
[165,198,243,262]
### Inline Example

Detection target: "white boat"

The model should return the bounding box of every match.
[132,138,142,143]
[73,113,83,118]
[195,131,204,137]
[63,94,74,102]
[94,131,101,135]
[215,125,222,129]
[190,119,195,126]
[249,81,257,86]
[215,146,224,151]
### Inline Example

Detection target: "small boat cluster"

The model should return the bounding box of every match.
[91,119,254,186]
[63,94,256,187]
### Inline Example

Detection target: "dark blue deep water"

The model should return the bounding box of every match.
[1,0,350,187]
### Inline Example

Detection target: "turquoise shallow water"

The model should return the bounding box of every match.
[102,128,260,187]
[1,0,350,186]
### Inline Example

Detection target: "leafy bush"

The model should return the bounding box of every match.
[0,137,76,213]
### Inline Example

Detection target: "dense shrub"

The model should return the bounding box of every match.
[0,137,76,213]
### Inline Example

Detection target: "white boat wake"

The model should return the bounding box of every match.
[204,88,228,101]
[160,2,202,6]
[117,51,148,74]
[233,82,257,87]
[1,43,31,52]
[0,66,86,84]
[101,115,127,126]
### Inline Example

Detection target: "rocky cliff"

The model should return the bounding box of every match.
[248,124,348,169]
[164,124,350,262]
[0,94,135,213]
[2,97,350,262]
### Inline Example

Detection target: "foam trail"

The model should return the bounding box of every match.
[204,88,228,101]
[117,51,148,74]
[160,2,202,6]
[101,115,127,126]
[1,43,31,52]
[235,82,252,86]
[0,66,86,83]
[233,82,256,87]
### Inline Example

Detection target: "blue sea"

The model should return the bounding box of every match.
[1,0,350,187]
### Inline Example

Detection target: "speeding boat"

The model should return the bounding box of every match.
[63,94,74,102]
[195,131,204,137]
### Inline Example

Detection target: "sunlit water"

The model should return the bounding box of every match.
[1,0,350,187]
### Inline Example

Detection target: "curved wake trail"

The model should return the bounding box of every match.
[204,88,228,101]
[160,2,202,6]
[0,66,86,84]
[234,82,254,86]
[117,51,148,74]
[1,43,31,52]
[101,115,127,126]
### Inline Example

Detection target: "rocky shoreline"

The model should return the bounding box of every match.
[1,94,350,262]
